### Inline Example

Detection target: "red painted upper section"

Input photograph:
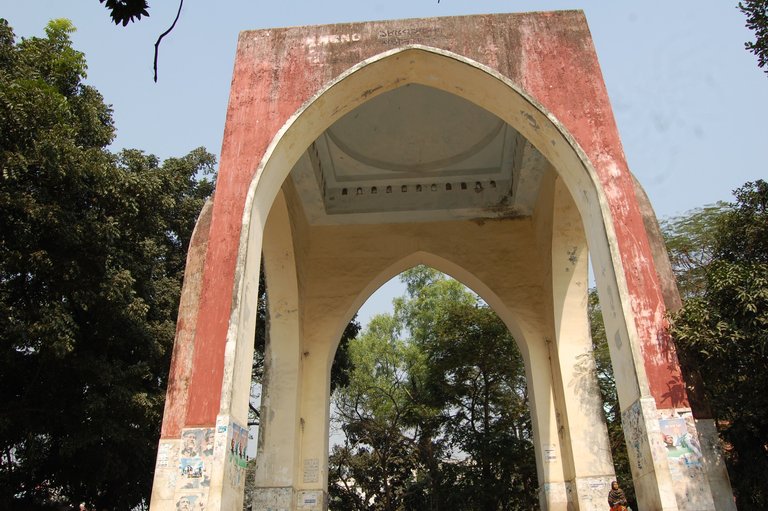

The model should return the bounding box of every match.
[178,11,687,428]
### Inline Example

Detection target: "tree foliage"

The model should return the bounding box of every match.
[739,0,768,74]
[398,268,536,510]
[669,180,768,509]
[660,203,729,299]
[0,19,215,509]
[329,267,538,511]
[330,314,428,511]
[99,0,150,26]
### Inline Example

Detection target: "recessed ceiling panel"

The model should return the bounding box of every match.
[289,83,549,225]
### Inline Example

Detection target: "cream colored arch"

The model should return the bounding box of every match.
[225,44,647,421]
[311,244,578,502]
[217,45,665,511]
[333,250,527,355]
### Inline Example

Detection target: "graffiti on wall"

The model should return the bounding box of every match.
[622,400,647,472]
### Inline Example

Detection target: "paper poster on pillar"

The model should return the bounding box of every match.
[172,492,208,511]
[178,428,215,490]
[226,422,248,489]
[152,439,180,501]
[660,416,704,477]
[659,414,713,510]
[172,427,214,511]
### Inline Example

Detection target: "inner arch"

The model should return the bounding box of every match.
[336,251,531,357]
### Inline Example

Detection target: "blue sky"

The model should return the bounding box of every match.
[4,1,767,324]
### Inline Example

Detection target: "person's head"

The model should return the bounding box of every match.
[79,503,87,511]
[611,481,619,490]
[184,432,197,449]
[177,497,191,511]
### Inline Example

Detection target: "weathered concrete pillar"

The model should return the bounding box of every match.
[149,192,257,511]
[293,342,333,511]
[252,191,303,510]
[550,178,616,510]
[516,323,569,511]
[149,201,214,511]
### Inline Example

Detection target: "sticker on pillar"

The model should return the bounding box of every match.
[660,417,702,473]
[303,458,320,483]
[153,440,180,499]
[542,444,557,463]
[181,429,201,457]
[200,428,215,458]
[156,441,175,470]
[226,422,248,488]
[297,490,325,509]
[180,458,205,488]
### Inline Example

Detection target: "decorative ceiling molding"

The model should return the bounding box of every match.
[289,84,550,225]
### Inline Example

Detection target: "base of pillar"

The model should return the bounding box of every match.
[572,475,614,511]
[657,409,717,511]
[539,481,569,511]
[250,487,327,511]
[251,487,293,510]
[695,418,736,511]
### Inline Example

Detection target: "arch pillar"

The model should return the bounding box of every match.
[550,177,615,509]
[515,323,569,511]
[251,190,304,509]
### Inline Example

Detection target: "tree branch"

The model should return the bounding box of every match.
[153,0,184,82]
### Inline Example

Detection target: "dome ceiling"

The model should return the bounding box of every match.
[289,83,550,225]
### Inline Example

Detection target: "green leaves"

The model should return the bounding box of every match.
[330,267,537,510]
[660,202,728,299]
[0,20,214,510]
[669,180,768,508]
[99,0,150,26]
[739,0,768,74]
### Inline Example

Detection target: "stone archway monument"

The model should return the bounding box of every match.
[149,11,734,511]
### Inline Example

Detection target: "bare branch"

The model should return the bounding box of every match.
[153,0,184,82]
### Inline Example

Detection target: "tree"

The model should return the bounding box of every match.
[660,203,729,299]
[396,267,536,511]
[96,0,183,81]
[329,314,428,511]
[739,0,768,75]
[670,180,768,509]
[329,267,538,510]
[0,19,215,509]
[421,302,536,511]
[99,0,150,26]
